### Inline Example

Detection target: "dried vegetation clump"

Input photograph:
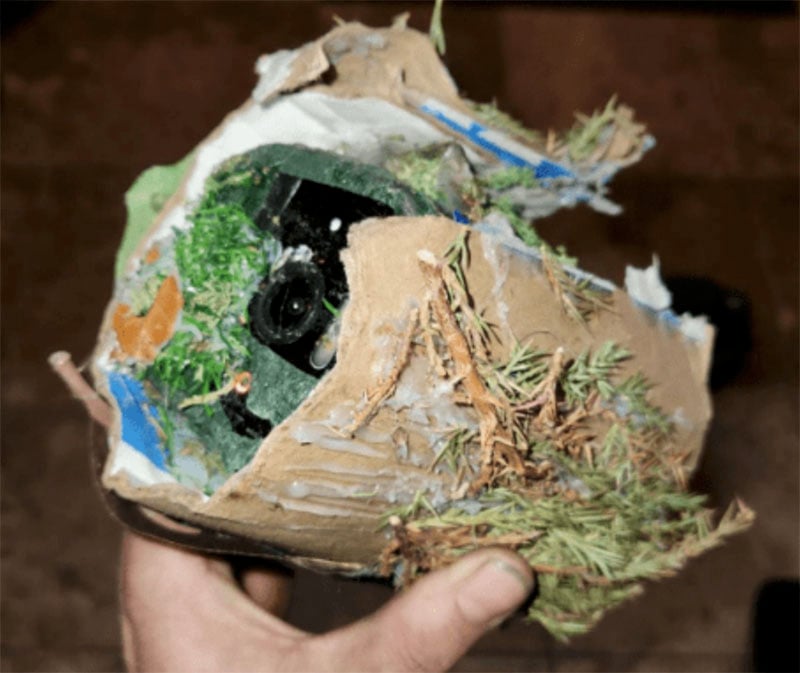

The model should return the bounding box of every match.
[370,233,753,640]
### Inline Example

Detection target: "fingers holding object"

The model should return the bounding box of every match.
[231,558,294,617]
[317,548,534,672]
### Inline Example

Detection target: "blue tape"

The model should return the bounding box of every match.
[107,371,167,470]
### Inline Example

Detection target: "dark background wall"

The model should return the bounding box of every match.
[2,2,797,671]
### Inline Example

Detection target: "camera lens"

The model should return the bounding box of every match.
[249,261,326,347]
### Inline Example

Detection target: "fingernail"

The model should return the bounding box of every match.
[455,555,534,626]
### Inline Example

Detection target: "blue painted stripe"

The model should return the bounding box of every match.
[107,371,167,470]
[419,103,575,181]
[535,159,575,180]
[452,209,469,224]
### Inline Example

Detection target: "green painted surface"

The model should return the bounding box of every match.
[246,335,318,425]
[181,404,264,475]
[116,152,194,279]
[210,143,441,219]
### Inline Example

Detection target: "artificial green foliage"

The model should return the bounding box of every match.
[148,330,230,403]
[174,202,268,300]
[146,200,270,402]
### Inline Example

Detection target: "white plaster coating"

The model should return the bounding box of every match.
[186,92,449,201]
[480,234,512,333]
[149,92,453,248]
[252,49,299,103]
[292,422,388,459]
[679,313,710,342]
[624,256,672,312]
[259,492,368,518]
[107,439,179,487]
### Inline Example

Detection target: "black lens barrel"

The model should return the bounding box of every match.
[249,260,327,347]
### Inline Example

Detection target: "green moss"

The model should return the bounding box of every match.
[385,152,447,205]
[481,166,538,191]
[469,100,543,145]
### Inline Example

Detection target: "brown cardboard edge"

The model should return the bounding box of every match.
[89,428,368,574]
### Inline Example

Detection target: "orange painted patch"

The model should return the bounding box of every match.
[113,275,184,362]
[144,245,161,265]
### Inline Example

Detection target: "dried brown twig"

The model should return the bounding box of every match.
[417,250,524,491]
[344,308,419,435]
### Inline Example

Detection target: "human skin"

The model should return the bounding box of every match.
[120,532,534,672]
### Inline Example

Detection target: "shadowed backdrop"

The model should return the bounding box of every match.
[2,2,797,671]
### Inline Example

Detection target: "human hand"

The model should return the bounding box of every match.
[121,531,534,672]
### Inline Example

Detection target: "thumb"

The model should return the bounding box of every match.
[324,549,534,672]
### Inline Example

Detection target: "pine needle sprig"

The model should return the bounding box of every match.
[429,0,446,56]
[442,231,496,353]
[540,247,612,324]
[378,237,753,640]
[613,372,673,434]
[431,428,477,474]
[565,95,619,162]
[485,341,550,401]
[561,341,630,406]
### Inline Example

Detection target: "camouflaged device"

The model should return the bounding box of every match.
[52,19,752,639]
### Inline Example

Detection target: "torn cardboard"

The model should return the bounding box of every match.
[46,17,754,638]
[97,215,713,567]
